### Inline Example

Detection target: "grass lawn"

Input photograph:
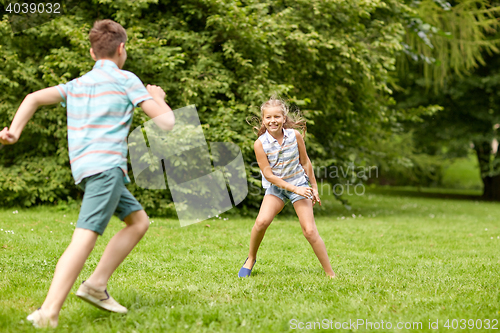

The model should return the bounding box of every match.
[0,185,499,332]
[441,152,483,190]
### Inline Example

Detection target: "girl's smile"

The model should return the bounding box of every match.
[263,106,285,135]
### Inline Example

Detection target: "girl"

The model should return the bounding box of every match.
[238,97,336,278]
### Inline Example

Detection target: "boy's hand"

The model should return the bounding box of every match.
[140,85,174,131]
[146,85,166,101]
[0,127,18,145]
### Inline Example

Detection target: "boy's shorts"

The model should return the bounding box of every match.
[76,167,143,235]
[265,180,311,204]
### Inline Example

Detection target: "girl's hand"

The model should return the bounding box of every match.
[294,186,314,200]
[312,188,321,206]
[0,127,18,145]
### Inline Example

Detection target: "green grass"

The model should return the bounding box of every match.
[441,153,483,190]
[1,186,499,332]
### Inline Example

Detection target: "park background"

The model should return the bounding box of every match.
[0,0,499,332]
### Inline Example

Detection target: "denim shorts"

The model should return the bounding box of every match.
[265,181,311,204]
[76,167,143,235]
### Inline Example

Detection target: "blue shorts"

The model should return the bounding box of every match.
[265,181,311,204]
[76,167,143,235]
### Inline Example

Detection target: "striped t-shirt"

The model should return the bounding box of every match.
[56,59,152,185]
[258,128,308,189]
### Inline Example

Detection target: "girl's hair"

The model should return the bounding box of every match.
[247,95,307,137]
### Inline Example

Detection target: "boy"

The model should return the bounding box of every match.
[0,19,175,328]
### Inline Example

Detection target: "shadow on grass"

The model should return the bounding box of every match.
[368,186,483,201]
[297,184,490,218]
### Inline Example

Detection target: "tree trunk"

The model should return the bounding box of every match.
[481,174,500,200]
[475,140,500,200]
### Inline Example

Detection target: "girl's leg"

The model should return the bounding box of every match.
[243,194,285,269]
[293,199,335,277]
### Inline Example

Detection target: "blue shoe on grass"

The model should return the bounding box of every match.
[238,257,256,278]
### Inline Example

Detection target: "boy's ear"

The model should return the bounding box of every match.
[118,43,125,55]
[90,48,97,61]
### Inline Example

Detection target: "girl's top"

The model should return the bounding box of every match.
[258,128,308,189]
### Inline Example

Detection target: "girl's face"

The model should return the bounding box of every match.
[263,106,285,135]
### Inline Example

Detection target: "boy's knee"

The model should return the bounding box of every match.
[125,210,149,234]
[136,214,150,234]
[70,228,98,251]
[141,218,150,234]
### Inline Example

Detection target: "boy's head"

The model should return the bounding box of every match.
[89,20,127,66]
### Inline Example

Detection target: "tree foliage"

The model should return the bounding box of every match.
[399,0,500,89]
[0,0,427,214]
[394,0,500,198]
[396,53,500,198]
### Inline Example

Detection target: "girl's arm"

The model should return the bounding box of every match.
[295,130,321,206]
[0,87,63,145]
[254,139,313,199]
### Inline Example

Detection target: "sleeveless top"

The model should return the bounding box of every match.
[258,128,308,189]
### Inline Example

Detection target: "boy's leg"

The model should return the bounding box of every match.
[38,228,98,323]
[244,194,284,269]
[85,209,149,290]
[293,198,335,277]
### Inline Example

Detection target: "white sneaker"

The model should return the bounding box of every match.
[76,281,128,314]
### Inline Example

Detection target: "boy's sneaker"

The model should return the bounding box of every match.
[26,308,58,328]
[76,281,128,314]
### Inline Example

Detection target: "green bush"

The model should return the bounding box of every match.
[0,0,413,214]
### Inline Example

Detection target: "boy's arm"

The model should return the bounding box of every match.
[139,85,175,131]
[295,130,321,206]
[0,87,63,145]
[254,139,313,199]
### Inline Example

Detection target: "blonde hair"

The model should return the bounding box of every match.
[247,95,307,137]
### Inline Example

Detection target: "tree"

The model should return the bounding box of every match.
[399,0,500,88]
[392,0,500,198]
[397,53,500,199]
[0,0,426,213]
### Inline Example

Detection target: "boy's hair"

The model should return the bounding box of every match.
[248,94,307,137]
[89,20,127,59]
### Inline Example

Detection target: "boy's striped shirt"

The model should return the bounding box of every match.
[56,60,152,184]
[258,128,308,189]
